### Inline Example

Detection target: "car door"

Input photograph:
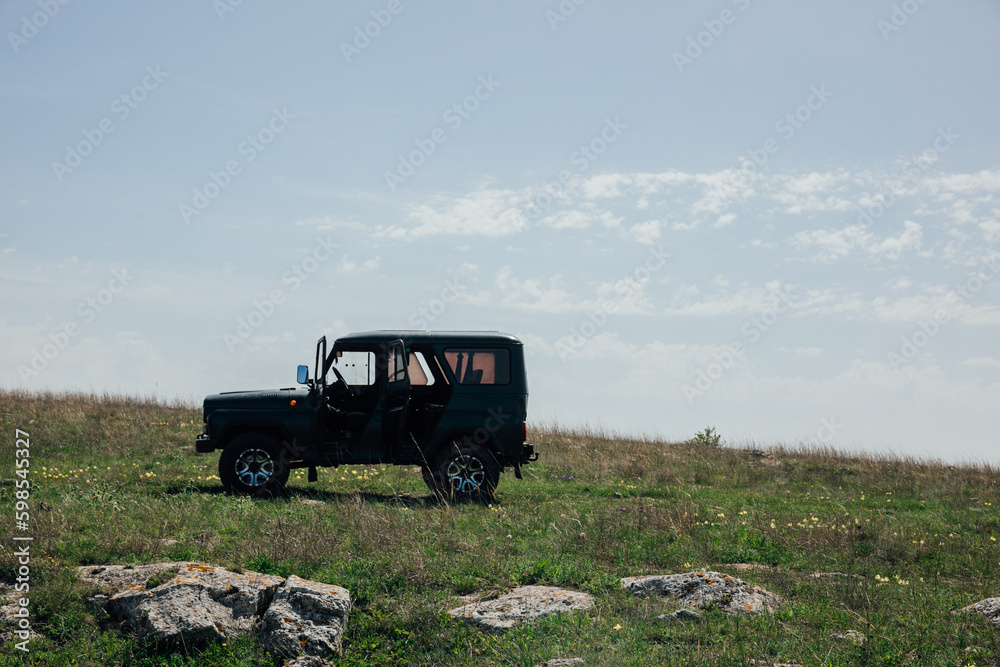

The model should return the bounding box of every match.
[382,339,411,460]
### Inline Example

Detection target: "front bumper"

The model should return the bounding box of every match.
[195,435,216,453]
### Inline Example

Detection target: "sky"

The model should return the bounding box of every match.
[2,0,999,464]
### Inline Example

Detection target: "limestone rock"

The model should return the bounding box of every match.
[749,451,783,467]
[79,562,284,644]
[535,659,585,667]
[78,562,184,591]
[284,656,337,667]
[832,630,866,645]
[0,583,41,644]
[262,574,351,658]
[620,571,782,615]
[957,597,1000,625]
[449,585,594,632]
[657,608,703,622]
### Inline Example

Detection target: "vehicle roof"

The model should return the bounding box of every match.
[334,330,522,346]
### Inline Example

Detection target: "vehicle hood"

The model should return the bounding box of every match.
[202,387,310,412]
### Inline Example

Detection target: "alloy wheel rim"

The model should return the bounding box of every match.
[445,454,485,493]
[235,448,274,487]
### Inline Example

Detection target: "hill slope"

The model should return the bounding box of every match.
[1,390,999,666]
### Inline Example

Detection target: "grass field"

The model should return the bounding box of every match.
[1,389,999,666]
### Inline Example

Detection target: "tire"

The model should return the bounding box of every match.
[219,432,291,497]
[424,440,500,502]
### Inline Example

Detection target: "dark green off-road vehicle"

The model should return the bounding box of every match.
[196,331,536,500]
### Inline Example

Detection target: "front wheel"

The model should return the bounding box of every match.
[219,432,291,497]
[424,440,500,502]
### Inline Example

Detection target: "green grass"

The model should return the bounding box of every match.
[1,389,1000,665]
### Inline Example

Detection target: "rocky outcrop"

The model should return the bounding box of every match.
[448,585,594,632]
[620,571,782,616]
[79,562,284,644]
[535,660,585,667]
[956,597,1000,625]
[77,563,351,660]
[262,575,351,658]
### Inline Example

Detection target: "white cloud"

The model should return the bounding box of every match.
[773,346,823,356]
[788,220,923,263]
[714,213,737,228]
[463,267,576,314]
[579,173,631,199]
[341,255,381,273]
[862,220,923,261]
[963,357,1000,367]
[390,187,530,237]
[625,219,660,244]
[980,218,1000,242]
[663,281,801,318]
[690,170,758,215]
[925,170,1000,194]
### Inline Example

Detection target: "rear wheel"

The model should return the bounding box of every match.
[219,432,291,497]
[424,440,500,502]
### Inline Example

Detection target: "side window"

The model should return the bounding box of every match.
[387,344,407,384]
[407,351,436,386]
[443,349,510,385]
[332,351,376,386]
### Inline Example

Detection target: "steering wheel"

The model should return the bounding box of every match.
[328,364,357,398]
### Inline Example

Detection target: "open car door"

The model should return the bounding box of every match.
[382,339,410,459]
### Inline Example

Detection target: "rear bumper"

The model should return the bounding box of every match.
[195,435,216,453]
[519,443,538,465]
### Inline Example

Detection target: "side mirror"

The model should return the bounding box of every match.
[296,365,310,385]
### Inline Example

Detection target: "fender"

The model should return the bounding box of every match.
[422,428,504,469]
[209,409,315,457]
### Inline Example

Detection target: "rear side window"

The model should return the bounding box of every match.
[443,349,510,385]
[407,351,436,386]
